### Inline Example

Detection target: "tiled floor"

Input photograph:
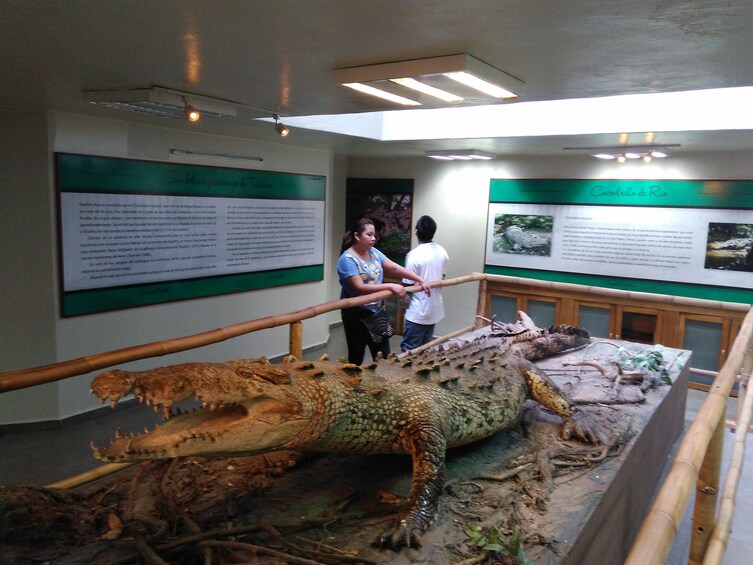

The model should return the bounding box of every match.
[1,325,751,563]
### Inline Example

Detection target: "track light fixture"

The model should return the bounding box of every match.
[181,97,200,122]
[183,104,200,122]
[274,114,290,137]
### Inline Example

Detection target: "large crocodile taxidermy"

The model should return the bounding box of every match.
[90,313,602,550]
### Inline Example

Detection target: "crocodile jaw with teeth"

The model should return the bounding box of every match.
[92,398,308,461]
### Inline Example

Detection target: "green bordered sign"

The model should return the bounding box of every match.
[57,153,326,316]
[485,179,753,304]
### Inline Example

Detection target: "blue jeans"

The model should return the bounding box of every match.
[401,320,435,352]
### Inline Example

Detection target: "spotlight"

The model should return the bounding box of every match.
[183,101,200,122]
[274,114,290,137]
[617,154,627,163]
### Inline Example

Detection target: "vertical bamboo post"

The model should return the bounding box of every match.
[289,321,303,359]
[474,275,488,329]
[688,416,723,564]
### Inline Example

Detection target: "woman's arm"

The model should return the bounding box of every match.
[344,275,406,298]
[382,258,431,296]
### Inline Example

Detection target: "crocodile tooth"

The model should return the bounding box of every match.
[114,428,122,440]
[162,405,171,419]
[319,353,329,361]
[110,399,117,409]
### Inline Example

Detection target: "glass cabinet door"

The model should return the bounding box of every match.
[681,316,725,371]
[490,294,519,323]
[577,303,612,338]
[524,298,557,328]
[617,308,660,344]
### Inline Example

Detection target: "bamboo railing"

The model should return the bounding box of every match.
[0,272,487,393]
[1,272,751,564]
[625,305,753,565]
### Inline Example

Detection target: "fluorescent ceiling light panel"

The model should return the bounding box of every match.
[83,86,238,118]
[390,78,464,102]
[444,71,516,99]
[334,54,523,107]
[426,150,496,160]
[281,86,753,141]
[342,82,420,106]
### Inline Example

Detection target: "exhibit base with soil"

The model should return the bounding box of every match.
[0,335,689,564]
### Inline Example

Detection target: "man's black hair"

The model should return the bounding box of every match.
[415,215,437,242]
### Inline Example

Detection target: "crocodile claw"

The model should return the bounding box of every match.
[376,517,422,549]
[562,408,605,444]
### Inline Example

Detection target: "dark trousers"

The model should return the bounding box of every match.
[341,306,391,365]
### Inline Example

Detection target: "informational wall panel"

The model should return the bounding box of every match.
[485,179,753,303]
[57,153,326,316]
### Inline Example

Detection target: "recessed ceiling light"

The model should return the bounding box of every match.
[426,149,496,160]
[334,54,522,108]
[342,82,421,106]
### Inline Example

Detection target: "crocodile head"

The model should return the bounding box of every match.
[90,357,310,462]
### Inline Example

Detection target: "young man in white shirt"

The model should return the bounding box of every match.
[400,215,449,352]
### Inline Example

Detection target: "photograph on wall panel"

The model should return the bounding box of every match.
[345,178,414,264]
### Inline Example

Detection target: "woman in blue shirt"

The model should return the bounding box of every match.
[338,218,431,364]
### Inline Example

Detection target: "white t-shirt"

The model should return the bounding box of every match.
[402,241,449,325]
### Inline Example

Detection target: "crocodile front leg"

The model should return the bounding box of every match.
[377,419,447,549]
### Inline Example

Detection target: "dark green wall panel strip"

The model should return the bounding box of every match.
[57,153,326,200]
[63,265,324,316]
[489,179,753,208]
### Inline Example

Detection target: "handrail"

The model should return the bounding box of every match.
[484,273,751,312]
[625,306,753,564]
[0,273,485,393]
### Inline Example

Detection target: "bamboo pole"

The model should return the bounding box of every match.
[475,274,488,329]
[46,462,136,489]
[689,416,723,564]
[289,321,303,359]
[0,273,487,394]
[703,344,753,565]
[625,310,753,565]
[398,324,477,358]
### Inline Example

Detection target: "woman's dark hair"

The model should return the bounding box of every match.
[341,217,374,252]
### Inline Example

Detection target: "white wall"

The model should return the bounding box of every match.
[345,151,753,336]
[0,109,60,422]
[1,110,338,423]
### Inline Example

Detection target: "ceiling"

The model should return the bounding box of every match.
[3,0,753,158]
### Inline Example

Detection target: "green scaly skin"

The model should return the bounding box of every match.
[90,326,601,550]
